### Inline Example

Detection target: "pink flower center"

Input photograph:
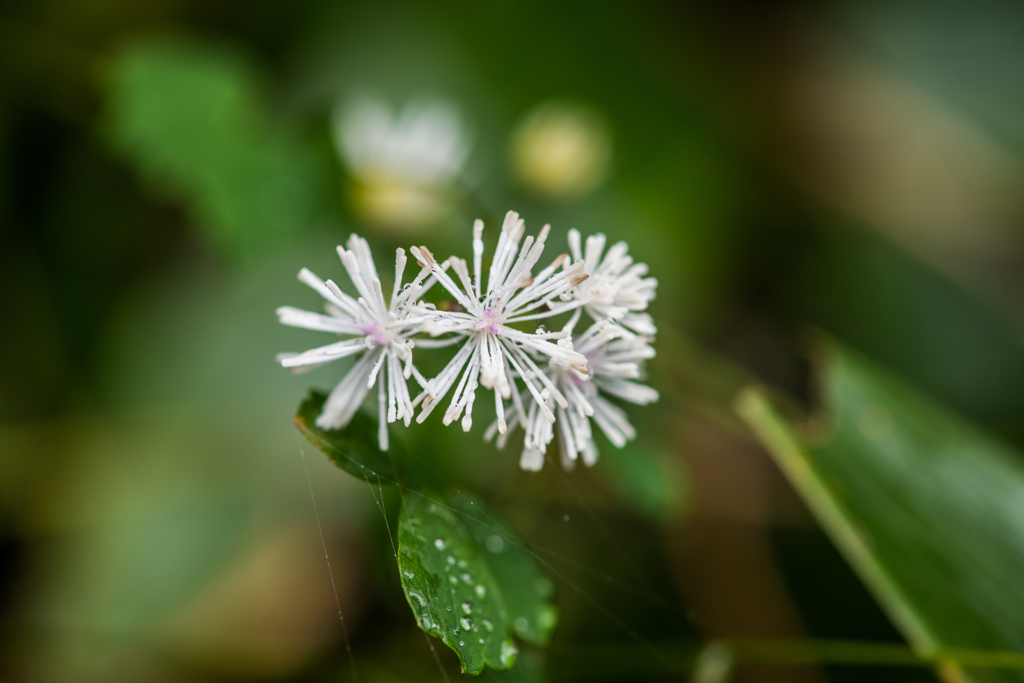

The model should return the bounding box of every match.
[362,321,390,346]
[472,307,506,334]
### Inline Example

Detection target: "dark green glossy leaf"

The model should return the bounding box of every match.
[397,492,558,674]
[398,491,520,674]
[294,391,404,484]
[737,341,1024,682]
[453,495,559,645]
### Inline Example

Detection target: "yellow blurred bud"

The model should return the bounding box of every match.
[510,101,612,199]
[347,173,455,230]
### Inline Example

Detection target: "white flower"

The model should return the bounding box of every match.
[492,319,658,472]
[409,211,592,436]
[276,234,436,450]
[568,229,657,335]
[333,95,471,229]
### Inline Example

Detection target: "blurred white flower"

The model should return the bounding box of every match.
[568,229,657,335]
[332,95,471,230]
[410,211,591,435]
[492,319,658,472]
[510,101,612,200]
[276,235,436,449]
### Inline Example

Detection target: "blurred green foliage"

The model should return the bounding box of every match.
[104,40,330,259]
[739,341,1024,682]
[5,0,1024,682]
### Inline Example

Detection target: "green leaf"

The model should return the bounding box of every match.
[294,391,404,484]
[736,340,1024,682]
[397,491,558,674]
[103,39,328,259]
[453,495,558,646]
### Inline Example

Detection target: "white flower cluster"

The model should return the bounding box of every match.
[277,211,658,471]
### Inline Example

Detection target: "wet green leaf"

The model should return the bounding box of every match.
[294,390,404,484]
[454,495,558,645]
[397,491,558,674]
[737,340,1024,682]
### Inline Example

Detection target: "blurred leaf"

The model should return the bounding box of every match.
[104,39,328,258]
[480,648,549,682]
[737,340,1024,682]
[596,443,688,521]
[397,491,557,674]
[828,0,1024,157]
[787,231,1024,424]
[295,390,405,484]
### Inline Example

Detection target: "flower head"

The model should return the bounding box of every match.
[493,319,658,471]
[276,234,435,449]
[410,211,592,436]
[568,229,657,335]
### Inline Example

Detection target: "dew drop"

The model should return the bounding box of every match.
[403,571,414,579]
[458,559,467,568]
[482,619,494,632]
[461,617,474,630]
[515,616,529,632]
[446,606,452,612]
[485,535,505,553]
[563,514,570,522]
[446,555,456,565]
[461,573,472,584]
[479,638,484,644]
[475,585,487,598]
[460,640,465,646]
[448,576,459,585]
[461,602,473,614]
[453,628,460,635]
[434,539,447,550]
[409,591,427,606]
